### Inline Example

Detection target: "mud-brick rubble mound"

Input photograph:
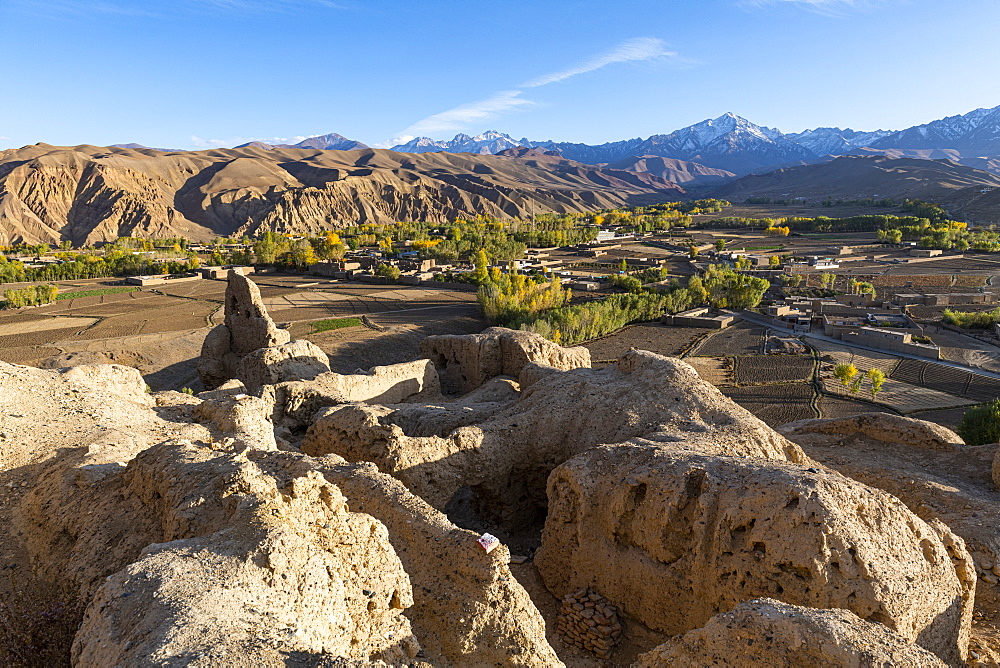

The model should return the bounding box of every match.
[0,274,984,666]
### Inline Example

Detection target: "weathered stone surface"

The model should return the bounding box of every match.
[193,393,278,450]
[635,598,947,667]
[272,359,441,426]
[224,272,290,355]
[59,363,153,407]
[536,443,973,665]
[70,444,417,666]
[420,326,591,394]
[311,457,562,667]
[302,350,806,521]
[780,413,965,451]
[197,273,291,389]
[235,338,331,394]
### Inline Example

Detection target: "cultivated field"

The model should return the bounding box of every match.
[733,355,814,384]
[722,384,817,427]
[684,357,734,385]
[689,321,766,357]
[891,358,1000,404]
[0,275,485,391]
[582,323,713,364]
[817,395,894,419]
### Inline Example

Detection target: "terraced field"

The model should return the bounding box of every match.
[733,355,814,384]
[582,323,713,364]
[684,357,734,385]
[722,383,817,427]
[817,395,894,419]
[890,358,1000,404]
[689,321,766,357]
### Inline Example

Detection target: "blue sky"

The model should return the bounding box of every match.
[1,0,999,150]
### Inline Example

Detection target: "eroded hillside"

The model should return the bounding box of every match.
[0,144,685,246]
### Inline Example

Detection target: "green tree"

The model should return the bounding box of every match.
[768,255,780,268]
[618,258,628,274]
[833,362,858,387]
[957,400,1000,445]
[820,273,837,289]
[375,263,401,281]
[253,231,278,264]
[688,245,700,259]
[686,276,709,305]
[715,239,726,252]
[290,239,317,269]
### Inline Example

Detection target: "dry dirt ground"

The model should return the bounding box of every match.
[0,276,485,390]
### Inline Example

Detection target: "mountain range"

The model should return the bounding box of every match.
[0,144,682,246]
[378,105,1000,178]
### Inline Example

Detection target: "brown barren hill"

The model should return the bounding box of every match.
[0,143,685,246]
[713,154,1000,203]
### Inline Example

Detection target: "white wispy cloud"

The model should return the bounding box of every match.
[384,37,679,147]
[188,134,323,149]
[524,37,676,88]
[384,91,533,147]
[190,136,231,148]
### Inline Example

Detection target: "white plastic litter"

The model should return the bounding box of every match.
[477,533,500,553]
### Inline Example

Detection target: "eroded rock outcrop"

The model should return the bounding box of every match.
[197,273,292,389]
[419,326,591,394]
[536,443,974,664]
[310,457,562,666]
[302,350,806,521]
[4,358,560,666]
[780,412,966,450]
[71,445,418,666]
[235,338,330,394]
[635,598,947,667]
[271,359,441,426]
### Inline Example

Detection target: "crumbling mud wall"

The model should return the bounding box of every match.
[635,598,948,667]
[302,350,807,522]
[535,443,974,665]
[419,326,591,394]
[197,272,292,389]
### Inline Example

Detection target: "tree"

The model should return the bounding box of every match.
[688,245,700,259]
[254,232,278,264]
[957,400,1000,445]
[867,368,886,398]
[833,362,858,387]
[856,281,875,296]
[618,258,628,274]
[820,273,837,289]
[734,256,752,270]
[473,249,490,284]
[715,239,726,252]
[686,276,708,305]
[290,239,317,269]
[768,255,781,268]
[375,263,401,281]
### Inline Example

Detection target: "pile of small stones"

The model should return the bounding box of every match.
[555,588,622,658]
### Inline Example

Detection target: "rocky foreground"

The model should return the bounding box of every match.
[2,273,999,666]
